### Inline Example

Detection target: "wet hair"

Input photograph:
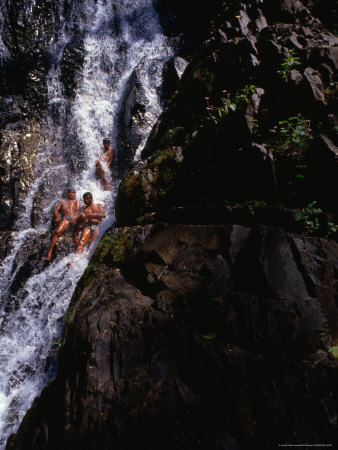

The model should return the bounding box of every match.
[103,138,110,143]
[83,192,93,199]
[67,188,76,193]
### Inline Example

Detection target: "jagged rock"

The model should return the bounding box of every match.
[0,121,42,228]
[306,134,338,211]
[161,56,189,105]
[303,67,326,103]
[7,223,338,449]
[116,70,148,174]
[1,0,56,112]
[0,231,15,261]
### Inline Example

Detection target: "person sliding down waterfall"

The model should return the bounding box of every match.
[96,138,115,190]
[44,188,81,261]
[73,192,106,253]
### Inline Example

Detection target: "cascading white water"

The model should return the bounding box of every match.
[0,0,172,446]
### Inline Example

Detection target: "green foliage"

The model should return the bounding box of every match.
[65,301,76,324]
[278,48,301,80]
[250,118,259,136]
[325,82,338,101]
[327,222,338,238]
[202,332,217,340]
[95,231,131,266]
[246,200,268,207]
[136,212,155,224]
[233,200,269,207]
[329,345,338,359]
[268,115,312,156]
[205,85,257,124]
[234,84,257,105]
[278,116,311,147]
[151,147,179,167]
[296,201,322,234]
[160,126,185,148]
[52,339,62,348]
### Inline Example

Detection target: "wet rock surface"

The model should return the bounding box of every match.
[0,120,42,229]
[0,227,79,318]
[0,0,56,112]
[116,70,149,174]
[7,224,338,449]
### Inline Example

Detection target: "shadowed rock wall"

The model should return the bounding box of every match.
[116,0,338,225]
[7,224,338,449]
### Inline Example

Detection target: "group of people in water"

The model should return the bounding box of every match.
[44,138,115,262]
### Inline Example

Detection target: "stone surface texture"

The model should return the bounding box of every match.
[7,224,338,449]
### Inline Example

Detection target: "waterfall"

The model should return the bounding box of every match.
[0,0,173,446]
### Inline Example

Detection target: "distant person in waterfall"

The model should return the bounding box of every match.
[96,137,115,190]
[44,188,81,261]
[73,192,106,253]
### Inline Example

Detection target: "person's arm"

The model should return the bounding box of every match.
[53,201,63,222]
[108,148,115,167]
[86,205,106,220]
[75,200,81,217]
[97,204,106,219]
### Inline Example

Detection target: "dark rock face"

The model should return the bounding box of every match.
[0,0,56,113]
[7,224,338,449]
[118,0,338,227]
[116,70,148,174]
[0,120,42,229]
[154,0,224,58]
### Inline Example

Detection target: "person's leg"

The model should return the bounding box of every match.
[73,218,85,245]
[96,160,106,186]
[96,160,110,190]
[76,227,91,253]
[45,220,69,260]
[87,227,99,250]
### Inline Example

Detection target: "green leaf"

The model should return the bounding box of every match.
[329,345,338,359]
[229,104,237,111]
[202,332,217,340]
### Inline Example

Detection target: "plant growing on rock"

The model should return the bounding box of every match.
[159,126,185,148]
[296,201,322,234]
[325,82,338,102]
[268,114,312,156]
[205,85,257,124]
[327,221,338,238]
[278,48,301,80]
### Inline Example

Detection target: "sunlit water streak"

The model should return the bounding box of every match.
[0,0,172,446]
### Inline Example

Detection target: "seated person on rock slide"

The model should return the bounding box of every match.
[45,188,81,261]
[96,138,115,191]
[73,192,106,253]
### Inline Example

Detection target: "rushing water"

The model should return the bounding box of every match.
[0,0,172,446]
